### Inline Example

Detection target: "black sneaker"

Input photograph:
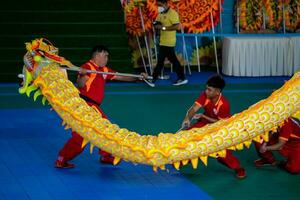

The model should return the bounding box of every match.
[278,161,287,170]
[55,160,75,169]
[172,79,188,86]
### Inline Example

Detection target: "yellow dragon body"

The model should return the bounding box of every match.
[19,38,300,171]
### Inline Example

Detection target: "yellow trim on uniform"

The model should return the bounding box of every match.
[85,62,97,92]
[91,105,102,117]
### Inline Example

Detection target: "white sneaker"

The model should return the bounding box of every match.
[172,79,188,86]
[146,79,155,87]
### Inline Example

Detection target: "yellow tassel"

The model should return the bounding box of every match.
[292,110,300,120]
[261,132,269,142]
[89,144,94,154]
[253,136,261,143]
[228,146,236,151]
[181,159,189,166]
[191,158,198,169]
[153,166,158,172]
[113,157,121,165]
[81,138,89,148]
[236,143,244,150]
[218,150,227,158]
[64,125,71,130]
[244,140,252,148]
[173,162,180,170]
[159,165,166,170]
[61,120,66,126]
[200,156,208,166]
[209,153,218,158]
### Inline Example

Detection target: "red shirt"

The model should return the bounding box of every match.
[195,92,231,124]
[279,118,300,141]
[78,60,115,105]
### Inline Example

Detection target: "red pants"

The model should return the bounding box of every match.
[255,119,300,174]
[57,102,111,163]
[189,120,242,170]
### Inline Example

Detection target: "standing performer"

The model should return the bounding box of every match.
[181,75,246,179]
[55,45,146,168]
[255,117,300,174]
[152,0,187,86]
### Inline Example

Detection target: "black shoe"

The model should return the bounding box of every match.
[55,160,75,169]
[278,161,287,170]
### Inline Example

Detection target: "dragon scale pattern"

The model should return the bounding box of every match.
[24,63,300,170]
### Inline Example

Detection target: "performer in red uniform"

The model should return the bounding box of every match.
[255,117,300,174]
[55,45,146,168]
[181,75,246,179]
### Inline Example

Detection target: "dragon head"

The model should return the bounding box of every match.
[19,38,60,95]
[24,38,58,71]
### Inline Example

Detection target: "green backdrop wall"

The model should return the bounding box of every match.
[0,0,132,82]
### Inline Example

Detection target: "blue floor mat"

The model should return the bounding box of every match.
[0,109,212,200]
[110,71,289,86]
[0,71,289,89]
